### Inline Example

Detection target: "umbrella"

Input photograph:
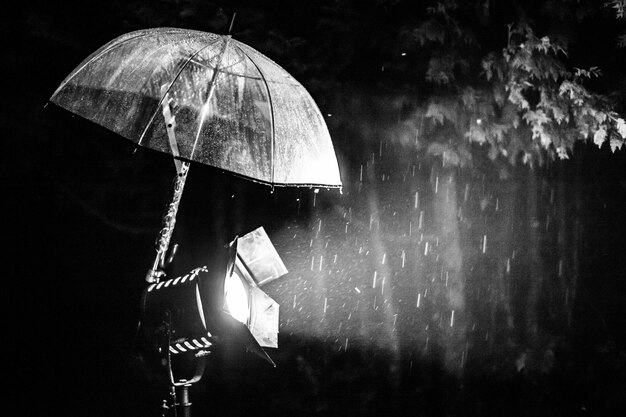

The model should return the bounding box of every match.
[49,27,342,280]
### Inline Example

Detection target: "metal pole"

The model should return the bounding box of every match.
[177,384,192,417]
[146,162,190,282]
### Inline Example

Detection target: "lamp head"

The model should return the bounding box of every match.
[139,227,285,367]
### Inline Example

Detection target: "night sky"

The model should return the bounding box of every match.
[6,1,626,417]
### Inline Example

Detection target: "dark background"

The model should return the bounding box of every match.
[5,1,626,416]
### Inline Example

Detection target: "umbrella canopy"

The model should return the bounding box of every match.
[50,27,341,188]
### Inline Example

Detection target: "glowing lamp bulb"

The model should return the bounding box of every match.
[224,272,249,324]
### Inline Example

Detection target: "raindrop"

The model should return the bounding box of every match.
[482,235,487,254]
[418,211,424,229]
[401,250,406,268]
[310,256,315,270]
[359,165,363,182]
[435,176,439,193]
[424,242,429,256]
[333,254,338,264]
[323,297,328,315]
[416,293,421,307]
[319,256,323,271]
[293,295,297,309]
[355,287,361,294]
[373,271,377,288]
[414,192,419,209]
[464,183,470,202]
[450,310,455,327]
[382,253,386,264]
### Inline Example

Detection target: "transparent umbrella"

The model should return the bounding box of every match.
[49,27,342,280]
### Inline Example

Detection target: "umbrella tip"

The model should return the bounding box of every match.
[228,12,237,35]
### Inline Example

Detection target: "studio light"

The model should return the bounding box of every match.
[137,227,287,415]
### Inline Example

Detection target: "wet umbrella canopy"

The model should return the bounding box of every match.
[50,27,342,188]
[50,27,343,282]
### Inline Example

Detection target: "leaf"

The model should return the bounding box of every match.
[556,146,569,159]
[412,21,445,45]
[610,137,624,153]
[593,128,607,148]
[524,109,550,125]
[539,130,552,148]
[461,87,477,109]
[443,149,461,166]
[489,123,510,142]
[425,103,445,124]
[465,125,487,143]
[617,118,626,139]
[488,144,499,160]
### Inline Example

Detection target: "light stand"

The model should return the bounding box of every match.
[139,228,286,417]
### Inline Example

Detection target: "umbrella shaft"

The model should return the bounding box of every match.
[147,162,190,282]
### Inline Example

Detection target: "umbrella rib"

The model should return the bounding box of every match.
[190,36,232,160]
[234,43,276,186]
[137,36,222,147]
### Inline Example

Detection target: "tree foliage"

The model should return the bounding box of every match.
[407,1,626,167]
